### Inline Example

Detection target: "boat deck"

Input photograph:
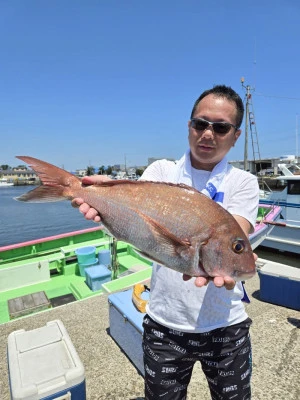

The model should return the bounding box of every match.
[0,263,299,400]
[0,241,152,324]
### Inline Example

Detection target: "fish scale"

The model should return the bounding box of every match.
[15,156,256,280]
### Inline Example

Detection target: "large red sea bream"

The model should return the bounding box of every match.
[15,156,256,280]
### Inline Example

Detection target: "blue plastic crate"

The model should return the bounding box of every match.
[85,264,111,291]
[258,262,300,310]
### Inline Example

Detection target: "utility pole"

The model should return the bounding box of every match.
[296,114,299,163]
[241,78,261,172]
[241,78,250,170]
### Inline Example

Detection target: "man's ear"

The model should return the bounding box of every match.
[233,129,242,146]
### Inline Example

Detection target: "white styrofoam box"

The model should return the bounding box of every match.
[7,320,86,400]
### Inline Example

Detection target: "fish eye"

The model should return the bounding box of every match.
[232,239,245,254]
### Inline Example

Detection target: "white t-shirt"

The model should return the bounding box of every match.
[141,158,259,333]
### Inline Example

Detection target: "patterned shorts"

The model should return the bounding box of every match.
[143,315,252,400]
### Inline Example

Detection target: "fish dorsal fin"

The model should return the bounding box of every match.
[93,179,201,194]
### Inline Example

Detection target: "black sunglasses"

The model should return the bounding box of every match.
[190,117,238,135]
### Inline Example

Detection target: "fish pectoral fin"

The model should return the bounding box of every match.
[132,247,162,264]
[135,210,191,255]
[192,231,212,249]
[178,231,212,261]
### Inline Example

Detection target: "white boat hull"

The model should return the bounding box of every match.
[259,163,300,255]
[260,223,300,254]
[0,182,14,187]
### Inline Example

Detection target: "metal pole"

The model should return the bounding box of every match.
[111,237,119,280]
[296,114,299,163]
[244,86,250,171]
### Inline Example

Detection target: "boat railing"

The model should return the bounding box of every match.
[278,163,300,176]
[256,203,280,223]
[0,227,107,265]
[258,177,273,197]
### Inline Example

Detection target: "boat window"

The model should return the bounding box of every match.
[287,181,300,195]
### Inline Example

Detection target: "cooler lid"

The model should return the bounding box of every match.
[16,322,62,352]
[259,263,300,281]
[8,320,85,399]
[108,289,149,331]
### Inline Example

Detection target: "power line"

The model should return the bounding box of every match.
[255,92,300,101]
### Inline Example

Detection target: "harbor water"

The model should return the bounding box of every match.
[0,186,299,268]
[0,186,96,247]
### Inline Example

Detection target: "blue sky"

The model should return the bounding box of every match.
[1,0,300,171]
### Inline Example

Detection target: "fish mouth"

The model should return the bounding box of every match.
[197,260,209,277]
[233,270,256,281]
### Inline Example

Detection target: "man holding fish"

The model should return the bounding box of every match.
[17,84,258,399]
[72,85,258,399]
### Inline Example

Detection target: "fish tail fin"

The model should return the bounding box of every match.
[15,156,81,202]
[15,185,67,202]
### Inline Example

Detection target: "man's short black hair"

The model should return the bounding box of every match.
[190,85,244,129]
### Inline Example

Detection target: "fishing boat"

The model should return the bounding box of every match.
[249,203,282,249]
[0,202,280,325]
[0,226,153,325]
[259,163,300,254]
[0,178,14,187]
[240,79,299,255]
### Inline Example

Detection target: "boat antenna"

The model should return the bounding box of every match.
[253,37,257,90]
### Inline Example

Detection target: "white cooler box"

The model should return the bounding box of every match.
[7,320,86,400]
[108,288,149,376]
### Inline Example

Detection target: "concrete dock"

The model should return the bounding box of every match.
[0,261,299,400]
